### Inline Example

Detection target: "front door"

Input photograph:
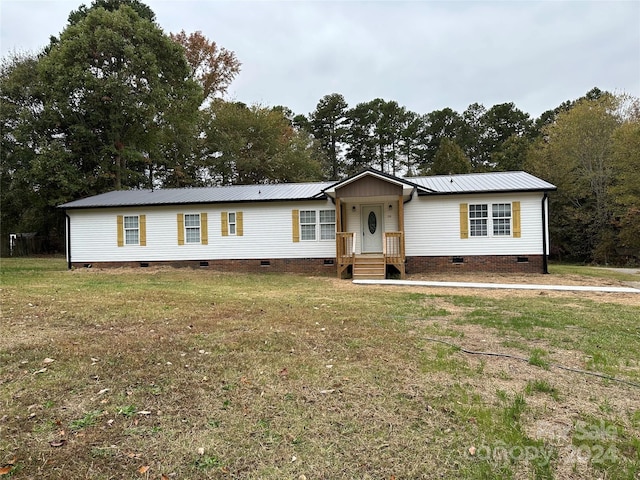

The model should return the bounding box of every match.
[362,205,383,253]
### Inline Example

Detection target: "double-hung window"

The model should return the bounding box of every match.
[469,204,488,237]
[124,215,139,245]
[468,203,512,237]
[228,212,237,235]
[300,210,317,241]
[492,203,512,236]
[184,214,201,243]
[319,210,336,240]
[297,209,336,241]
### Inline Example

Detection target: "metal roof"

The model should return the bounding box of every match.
[59,181,335,209]
[59,171,555,209]
[409,171,556,194]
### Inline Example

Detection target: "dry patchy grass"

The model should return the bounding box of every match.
[1,258,639,479]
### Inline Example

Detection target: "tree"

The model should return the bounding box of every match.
[610,110,640,258]
[479,102,533,170]
[490,134,531,171]
[0,52,64,249]
[526,94,621,262]
[201,101,322,185]
[418,108,466,173]
[429,138,471,175]
[170,30,241,105]
[309,93,348,179]
[399,111,427,176]
[39,2,202,191]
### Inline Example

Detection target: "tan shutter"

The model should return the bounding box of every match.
[221,211,228,236]
[512,201,521,238]
[177,213,184,245]
[292,209,300,242]
[139,215,146,246]
[236,211,243,236]
[117,215,124,247]
[201,213,208,245]
[459,203,469,239]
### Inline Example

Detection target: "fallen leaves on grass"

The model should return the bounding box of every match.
[49,439,66,448]
[137,465,149,474]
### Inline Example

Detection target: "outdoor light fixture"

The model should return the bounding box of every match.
[352,206,356,211]
[389,204,393,210]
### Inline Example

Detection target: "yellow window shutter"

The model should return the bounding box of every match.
[459,203,469,239]
[139,215,146,246]
[292,209,300,242]
[177,213,184,245]
[236,211,243,236]
[117,215,124,247]
[512,201,521,238]
[221,211,228,236]
[201,212,208,245]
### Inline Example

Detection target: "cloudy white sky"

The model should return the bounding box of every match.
[1,0,639,119]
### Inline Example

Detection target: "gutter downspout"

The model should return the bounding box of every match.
[541,193,549,274]
[65,213,72,270]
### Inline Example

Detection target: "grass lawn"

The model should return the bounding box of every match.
[1,258,639,479]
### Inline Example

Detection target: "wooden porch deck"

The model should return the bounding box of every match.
[336,231,405,280]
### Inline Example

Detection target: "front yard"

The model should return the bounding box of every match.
[1,258,638,479]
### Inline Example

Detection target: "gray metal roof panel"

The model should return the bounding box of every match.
[59,181,335,209]
[409,171,556,194]
[59,172,555,209]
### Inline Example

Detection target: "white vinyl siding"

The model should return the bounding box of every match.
[404,193,544,256]
[67,200,336,263]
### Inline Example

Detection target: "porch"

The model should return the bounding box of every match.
[337,231,405,279]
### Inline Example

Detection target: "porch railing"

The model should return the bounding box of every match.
[383,231,405,278]
[336,232,355,278]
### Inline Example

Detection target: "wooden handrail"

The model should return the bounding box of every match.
[383,231,404,264]
[336,232,355,278]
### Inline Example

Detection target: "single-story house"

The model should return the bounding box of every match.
[58,169,557,278]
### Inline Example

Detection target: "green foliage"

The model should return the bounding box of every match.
[429,137,471,175]
[201,101,322,185]
[309,93,349,179]
[526,93,639,263]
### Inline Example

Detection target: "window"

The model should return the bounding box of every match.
[184,214,201,243]
[319,209,336,240]
[469,204,488,237]
[492,203,511,236]
[300,210,316,241]
[297,209,335,241]
[228,212,236,235]
[124,215,139,245]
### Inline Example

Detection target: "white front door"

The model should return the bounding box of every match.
[362,205,383,253]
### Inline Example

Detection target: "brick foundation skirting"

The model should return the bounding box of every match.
[71,258,338,276]
[406,255,545,274]
[72,254,545,275]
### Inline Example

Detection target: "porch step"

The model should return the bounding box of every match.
[353,255,386,280]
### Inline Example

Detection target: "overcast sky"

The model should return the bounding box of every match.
[1,0,639,119]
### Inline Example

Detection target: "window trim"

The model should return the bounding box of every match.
[298,208,336,242]
[467,203,514,238]
[123,215,140,245]
[228,212,237,236]
[184,213,201,244]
